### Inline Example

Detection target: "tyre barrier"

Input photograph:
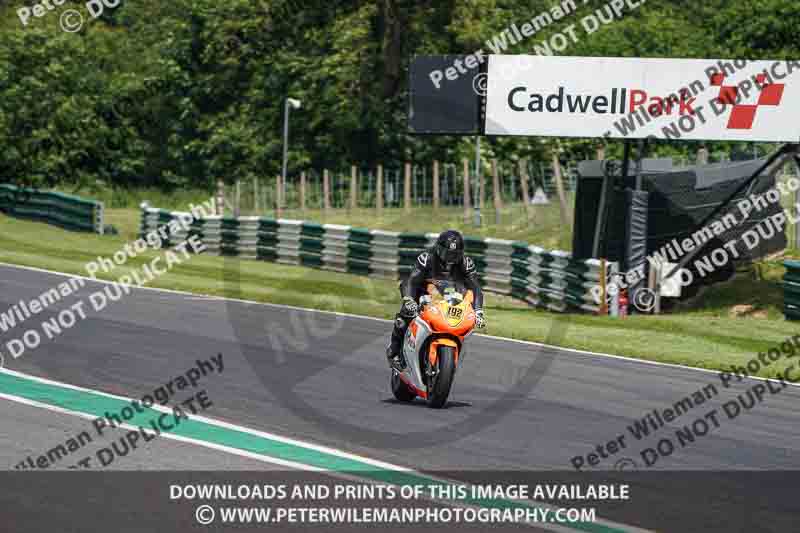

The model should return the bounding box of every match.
[140,203,616,314]
[0,184,104,234]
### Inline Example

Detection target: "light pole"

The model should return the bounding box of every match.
[473,135,482,227]
[281,97,302,204]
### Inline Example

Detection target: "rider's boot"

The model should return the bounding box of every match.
[386,318,407,371]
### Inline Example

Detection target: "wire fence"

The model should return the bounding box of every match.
[224,160,579,215]
[223,153,799,250]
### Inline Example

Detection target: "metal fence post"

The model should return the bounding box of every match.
[216,179,225,216]
[463,158,471,222]
[350,165,358,211]
[433,160,440,210]
[376,165,383,214]
[404,162,412,213]
[323,169,331,213]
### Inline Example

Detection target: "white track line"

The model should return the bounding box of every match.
[0,367,412,472]
[1,261,795,389]
[0,390,326,471]
[0,368,646,532]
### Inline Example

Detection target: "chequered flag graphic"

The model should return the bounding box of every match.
[710,72,785,129]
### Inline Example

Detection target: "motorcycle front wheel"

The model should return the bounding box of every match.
[426,345,456,408]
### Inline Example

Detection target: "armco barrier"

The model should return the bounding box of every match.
[785,260,800,320]
[0,185,104,234]
[140,203,615,314]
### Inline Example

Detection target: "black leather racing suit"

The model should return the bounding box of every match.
[388,249,484,355]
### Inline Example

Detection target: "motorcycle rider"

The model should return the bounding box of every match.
[386,229,485,371]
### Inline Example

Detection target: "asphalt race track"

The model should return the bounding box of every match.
[1,263,799,531]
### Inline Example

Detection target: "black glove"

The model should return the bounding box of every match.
[400,296,418,319]
[475,310,486,329]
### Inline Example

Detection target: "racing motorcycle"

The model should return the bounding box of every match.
[391,281,476,408]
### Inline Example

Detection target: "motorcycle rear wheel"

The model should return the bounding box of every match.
[426,345,456,408]
[391,371,416,402]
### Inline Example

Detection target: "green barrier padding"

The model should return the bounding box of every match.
[139,207,615,315]
[1,184,103,234]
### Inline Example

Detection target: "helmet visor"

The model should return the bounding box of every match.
[437,245,463,265]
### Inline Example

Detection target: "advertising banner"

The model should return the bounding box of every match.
[485,55,800,141]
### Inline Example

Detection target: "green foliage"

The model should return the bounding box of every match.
[1,0,797,191]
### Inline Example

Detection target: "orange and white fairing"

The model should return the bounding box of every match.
[397,284,476,398]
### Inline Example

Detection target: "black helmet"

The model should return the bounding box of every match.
[435,230,464,266]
